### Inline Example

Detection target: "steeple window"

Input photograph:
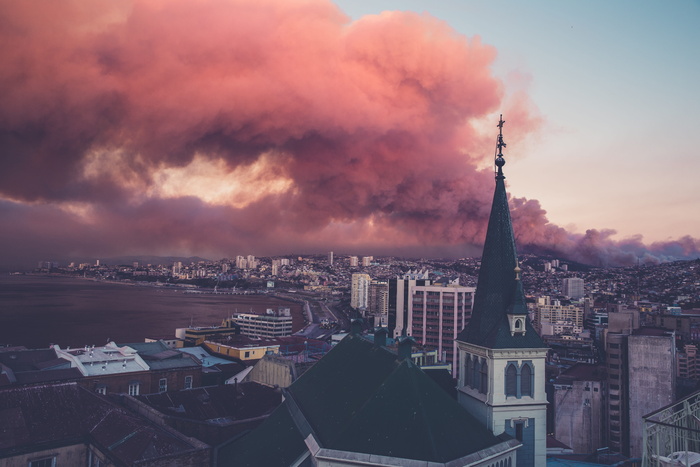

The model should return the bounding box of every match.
[480,360,488,393]
[521,362,533,397]
[504,361,534,398]
[464,353,471,387]
[505,363,518,397]
[472,355,480,390]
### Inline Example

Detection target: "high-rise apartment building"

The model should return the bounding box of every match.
[328,251,334,266]
[247,255,257,269]
[349,256,358,267]
[388,270,430,339]
[408,284,475,375]
[361,256,373,267]
[350,273,371,310]
[235,256,247,269]
[535,296,584,336]
[367,280,389,326]
[562,277,584,299]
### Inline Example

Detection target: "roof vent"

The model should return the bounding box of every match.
[374,327,388,347]
[397,336,416,361]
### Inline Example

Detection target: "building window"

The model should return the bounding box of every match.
[159,378,167,393]
[464,353,472,387]
[88,450,104,467]
[128,382,140,396]
[244,351,250,358]
[521,363,533,397]
[95,386,106,395]
[29,457,56,467]
[472,356,480,390]
[480,360,488,394]
[515,422,524,442]
[184,375,193,389]
[505,363,518,397]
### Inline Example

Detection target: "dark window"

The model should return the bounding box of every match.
[464,354,471,387]
[480,360,488,394]
[30,458,56,467]
[515,422,524,442]
[472,356,480,390]
[505,364,517,397]
[521,364,532,397]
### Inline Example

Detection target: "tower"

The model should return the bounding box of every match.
[562,277,584,299]
[455,116,548,467]
[350,273,371,310]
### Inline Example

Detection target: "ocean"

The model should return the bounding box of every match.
[0,275,303,349]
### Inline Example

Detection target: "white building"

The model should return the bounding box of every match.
[408,283,475,376]
[350,273,371,310]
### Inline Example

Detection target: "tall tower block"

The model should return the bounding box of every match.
[455,116,548,467]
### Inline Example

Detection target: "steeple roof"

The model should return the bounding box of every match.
[457,116,545,350]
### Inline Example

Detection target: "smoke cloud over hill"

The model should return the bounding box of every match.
[0,0,697,268]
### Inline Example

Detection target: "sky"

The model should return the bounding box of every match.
[0,0,698,270]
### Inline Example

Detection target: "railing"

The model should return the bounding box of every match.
[644,390,700,466]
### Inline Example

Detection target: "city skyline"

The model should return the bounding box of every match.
[1,0,698,270]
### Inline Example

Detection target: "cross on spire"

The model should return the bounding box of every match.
[495,114,507,179]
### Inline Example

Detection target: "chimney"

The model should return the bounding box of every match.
[397,336,416,361]
[350,318,363,336]
[374,327,388,347]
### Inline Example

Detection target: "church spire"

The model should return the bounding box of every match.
[457,116,544,349]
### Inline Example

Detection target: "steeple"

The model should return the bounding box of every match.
[457,116,544,349]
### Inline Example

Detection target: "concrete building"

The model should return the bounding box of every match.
[350,273,371,310]
[408,283,475,376]
[627,328,676,458]
[388,270,431,339]
[678,344,699,380]
[328,251,333,266]
[535,296,584,336]
[361,255,373,267]
[562,277,584,299]
[232,308,293,338]
[553,363,606,454]
[367,280,389,326]
[348,255,358,267]
[456,120,548,467]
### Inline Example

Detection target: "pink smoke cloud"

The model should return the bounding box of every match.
[0,0,697,269]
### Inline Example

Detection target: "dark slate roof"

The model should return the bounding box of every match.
[220,334,510,466]
[0,383,207,463]
[0,348,62,372]
[217,399,307,467]
[457,168,545,350]
[136,382,281,422]
[0,349,81,388]
[121,341,201,370]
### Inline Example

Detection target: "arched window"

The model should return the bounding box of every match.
[521,363,533,397]
[505,363,518,397]
[472,356,480,390]
[515,319,522,330]
[464,353,471,387]
[480,360,488,394]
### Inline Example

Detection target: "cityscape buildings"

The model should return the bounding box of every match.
[408,283,475,375]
